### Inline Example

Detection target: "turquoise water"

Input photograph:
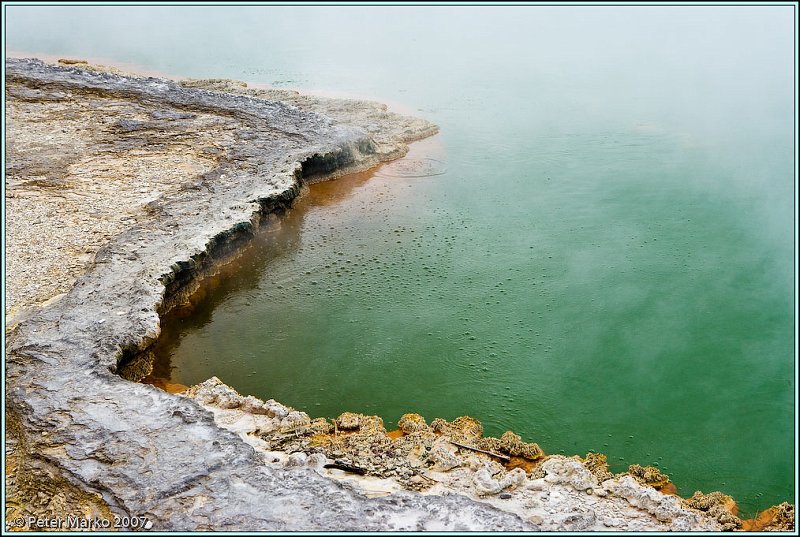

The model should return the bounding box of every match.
[7,5,795,512]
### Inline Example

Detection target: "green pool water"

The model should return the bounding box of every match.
[7,5,794,512]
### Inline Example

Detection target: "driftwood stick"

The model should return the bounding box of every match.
[324,461,367,475]
[449,440,511,462]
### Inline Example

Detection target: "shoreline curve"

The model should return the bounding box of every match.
[3,57,793,532]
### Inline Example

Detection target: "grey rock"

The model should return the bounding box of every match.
[557,509,597,531]
[285,452,308,468]
[541,456,599,492]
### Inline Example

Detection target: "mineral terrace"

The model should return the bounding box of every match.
[4,58,794,531]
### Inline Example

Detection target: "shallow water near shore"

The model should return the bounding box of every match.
[8,5,794,511]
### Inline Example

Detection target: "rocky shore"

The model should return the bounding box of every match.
[183,377,791,532]
[4,58,794,531]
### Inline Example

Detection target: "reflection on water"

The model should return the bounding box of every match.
[150,136,447,377]
[149,151,402,375]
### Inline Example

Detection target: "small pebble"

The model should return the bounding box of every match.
[499,492,512,499]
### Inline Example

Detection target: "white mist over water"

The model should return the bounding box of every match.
[6,4,795,512]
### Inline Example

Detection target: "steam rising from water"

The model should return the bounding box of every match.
[6,5,794,513]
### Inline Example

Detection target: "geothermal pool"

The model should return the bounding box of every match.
[8,5,794,511]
